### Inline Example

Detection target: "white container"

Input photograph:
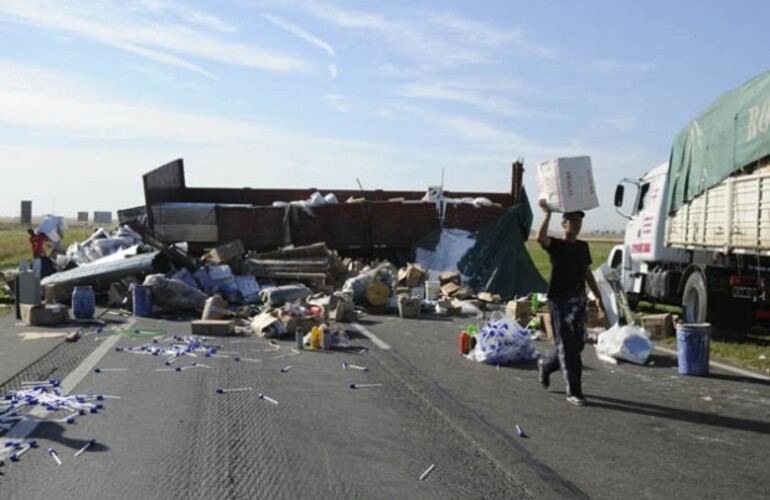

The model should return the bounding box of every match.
[536,156,599,213]
[425,280,441,301]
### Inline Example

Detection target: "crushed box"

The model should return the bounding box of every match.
[398,295,421,319]
[204,239,245,264]
[506,298,532,326]
[640,313,674,340]
[192,319,235,336]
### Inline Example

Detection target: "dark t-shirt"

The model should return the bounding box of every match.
[546,238,592,300]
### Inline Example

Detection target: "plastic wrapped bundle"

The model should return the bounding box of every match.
[342,264,396,304]
[467,313,538,365]
[143,274,208,311]
[259,284,312,307]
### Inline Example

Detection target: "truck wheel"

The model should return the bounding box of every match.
[682,272,708,323]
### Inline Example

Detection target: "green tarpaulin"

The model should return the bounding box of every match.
[668,70,770,214]
[458,189,547,300]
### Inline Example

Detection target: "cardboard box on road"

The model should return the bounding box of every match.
[640,313,674,340]
[191,319,235,336]
[20,303,69,326]
[398,295,421,319]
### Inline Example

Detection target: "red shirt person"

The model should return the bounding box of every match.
[28,228,50,258]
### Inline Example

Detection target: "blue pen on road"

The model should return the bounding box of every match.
[348,383,382,389]
[74,439,96,457]
[280,365,292,373]
[94,368,127,373]
[10,444,31,462]
[516,424,526,438]
[216,386,253,394]
[48,448,62,465]
[258,393,279,405]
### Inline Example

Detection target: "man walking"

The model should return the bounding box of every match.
[536,200,606,406]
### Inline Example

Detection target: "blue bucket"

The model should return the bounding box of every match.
[72,285,95,320]
[132,285,153,318]
[676,323,711,376]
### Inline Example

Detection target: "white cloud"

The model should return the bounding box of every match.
[182,11,238,33]
[108,40,216,78]
[591,59,655,75]
[429,12,557,59]
[602,116,637,130]
[263,13,335,56]
[300,2,506,68]
[328,62,338,79]
[323,93,351,113]
[0,0,312,75]
[397,81,548,119]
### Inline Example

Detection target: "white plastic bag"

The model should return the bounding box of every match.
[595,324,653,365]
[467,313,538,365]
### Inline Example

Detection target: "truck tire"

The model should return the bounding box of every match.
[682,272,708,323]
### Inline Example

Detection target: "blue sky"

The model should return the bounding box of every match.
[0,0,767,231]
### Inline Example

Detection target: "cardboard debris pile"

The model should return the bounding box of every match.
[4,219,540,342]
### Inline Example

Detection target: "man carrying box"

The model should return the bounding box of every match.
[536,199,606,406]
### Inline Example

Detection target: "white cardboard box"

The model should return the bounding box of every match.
[536,156,599,213]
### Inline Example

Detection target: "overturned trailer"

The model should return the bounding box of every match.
[120,159,526,262]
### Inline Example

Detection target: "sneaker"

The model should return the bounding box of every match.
[537,359,550,389]
[566,395,587,406]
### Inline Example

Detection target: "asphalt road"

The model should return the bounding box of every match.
[0,310,768,499]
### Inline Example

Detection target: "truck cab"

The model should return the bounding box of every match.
[609,162,689,307]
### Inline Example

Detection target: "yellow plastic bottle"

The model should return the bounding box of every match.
[310,326,322,349]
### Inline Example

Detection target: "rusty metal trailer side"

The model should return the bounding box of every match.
[138,158,524,255]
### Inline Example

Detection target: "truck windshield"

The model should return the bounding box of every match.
[635,183,651,214]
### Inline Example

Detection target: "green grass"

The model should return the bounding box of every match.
[0,226,94,269]
[0,224,96,315]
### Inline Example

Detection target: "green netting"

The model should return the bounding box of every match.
[668,70,770,213]
[458,189,547,300]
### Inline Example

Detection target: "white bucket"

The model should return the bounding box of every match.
[425,281,441,301]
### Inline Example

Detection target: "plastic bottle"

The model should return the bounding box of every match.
[309,326,322,349]
[295,328,304,350]
[321,327,332,350]
[459,331,470,355]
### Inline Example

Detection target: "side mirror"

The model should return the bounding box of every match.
[614,185,624,207]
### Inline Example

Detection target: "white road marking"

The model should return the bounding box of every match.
[351,322,391,350]
[6,320,129,439]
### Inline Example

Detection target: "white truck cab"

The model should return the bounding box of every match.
[609,163,689,306]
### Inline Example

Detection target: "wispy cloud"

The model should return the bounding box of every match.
[328,63,338,79]
[323,94,351,113]
[397,80,550,119]
[303,1,510,68]
[429,12,557,59]
[0,0,312,75]
[591,59,654,75]
[263,13,335,56]
[601,116,637,130]
[132,0,239,33]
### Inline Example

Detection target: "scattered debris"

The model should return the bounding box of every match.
[418,464,436,481]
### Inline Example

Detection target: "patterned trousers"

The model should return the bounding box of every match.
[541,294,587,398]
